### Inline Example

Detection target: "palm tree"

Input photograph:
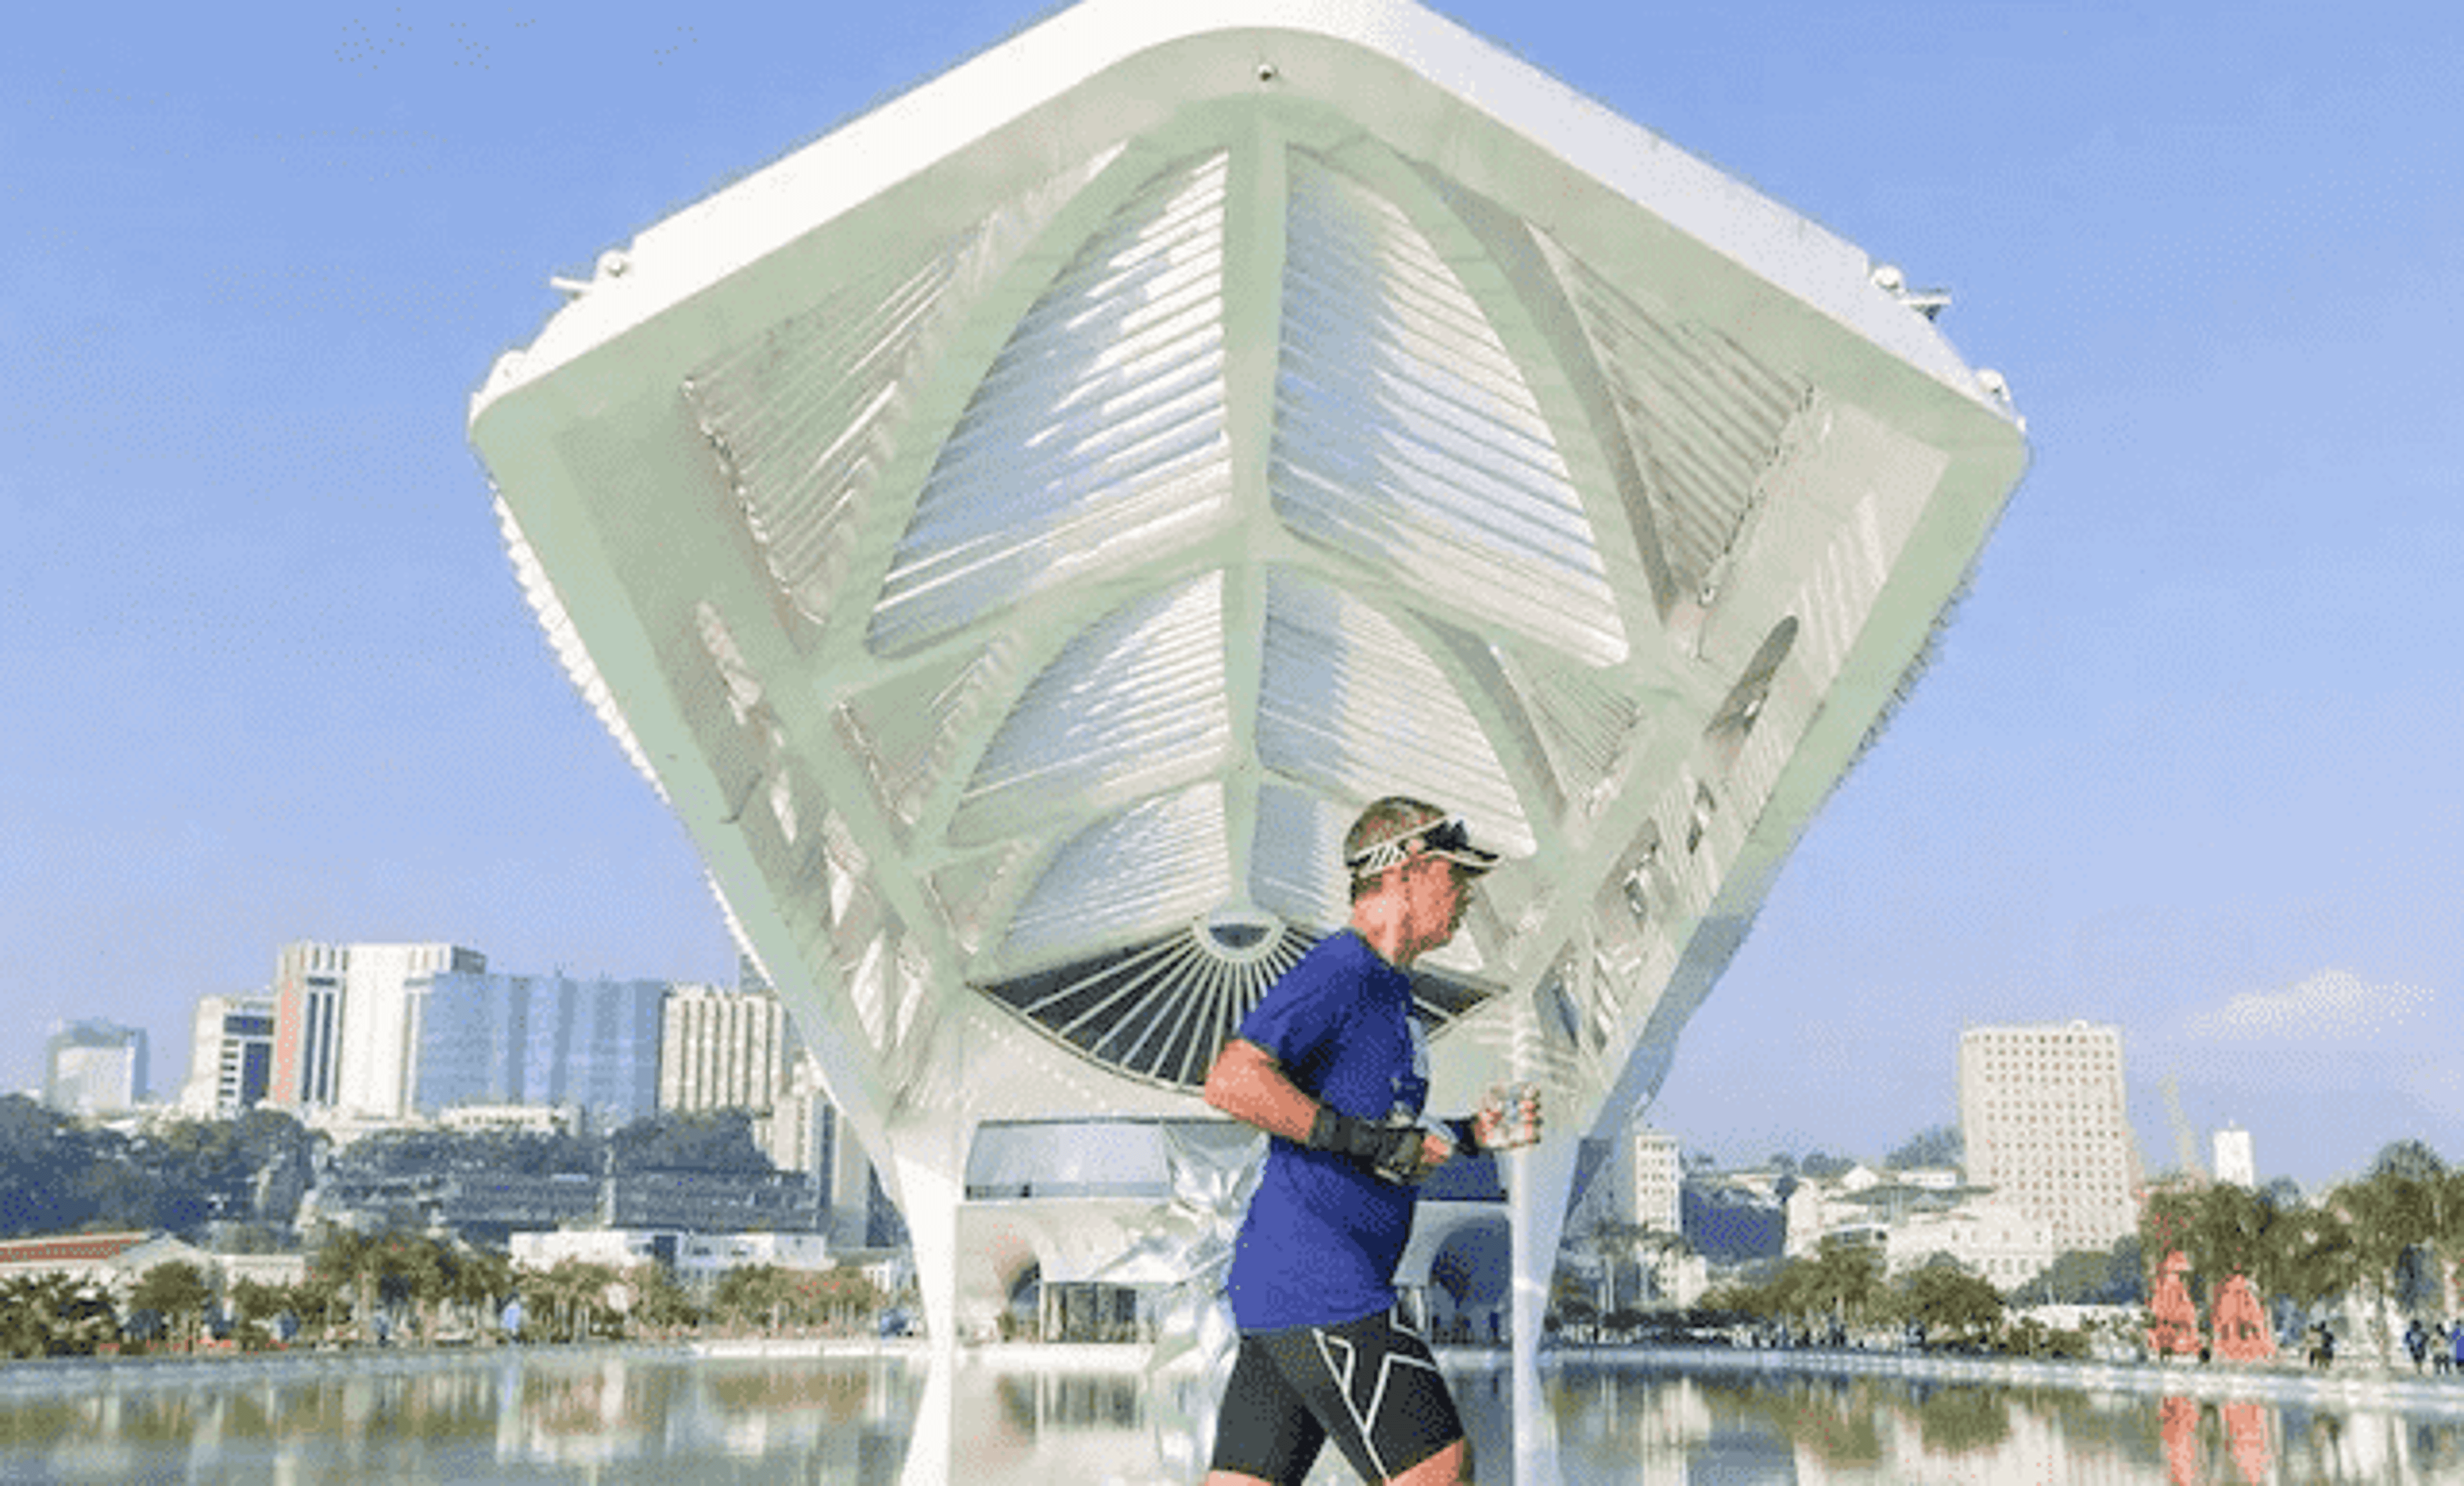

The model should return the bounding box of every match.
[715,1265,796,1335]
[625,1263,697,1338]
[227,1277,287,1351]
[2269,1201,2359,1344]
[449,1247,515,1340]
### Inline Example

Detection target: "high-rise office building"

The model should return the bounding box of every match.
[44,1020,148,1116]
[180,993,276,1115]
[270,942,486,1117]
[413,970,667,1129]
[1956,1021,2139,1254]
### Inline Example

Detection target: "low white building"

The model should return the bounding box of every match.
[1784,1168,2055,1291]
[0,1231,304,1303]
[438,1103,580,1136]
[674,1231,833,1287]
[510,1228,665,1272]
[1887,1196,2056,1289]
[510,1227,837,1288]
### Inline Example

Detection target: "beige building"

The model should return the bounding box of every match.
[1956,1021,2138,1255]
[660,982,823,1177]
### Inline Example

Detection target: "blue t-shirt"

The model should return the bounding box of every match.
[1223,929,1430,1331]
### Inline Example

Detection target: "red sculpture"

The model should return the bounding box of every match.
[2146,1250,2201,1357]
[2209,1272,2275,1363]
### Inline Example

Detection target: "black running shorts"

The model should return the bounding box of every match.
[1207,1306,1464,1485]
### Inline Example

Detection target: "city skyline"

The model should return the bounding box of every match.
[6,2,2458,1190]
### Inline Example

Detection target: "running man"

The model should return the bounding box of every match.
[1201,796,1543,1486]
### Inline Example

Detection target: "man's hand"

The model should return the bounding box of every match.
[1473,1083,1544,1151]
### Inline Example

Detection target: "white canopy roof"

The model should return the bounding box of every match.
[470,0,2025,1235]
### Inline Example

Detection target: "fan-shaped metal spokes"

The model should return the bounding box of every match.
[977,910,1503,1089]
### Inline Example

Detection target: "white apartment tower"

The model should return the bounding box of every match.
[1957,1021,2139,1254]
[660,983,790,1113]
[271,941,486,1118]
[660,982,835,1179]
[1621,1125,1684,1235]
[180,993,277,1115]
[2212,1125,2257,1188]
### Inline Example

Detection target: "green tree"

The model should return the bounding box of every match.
[366,1233,449,1340]
[2270,1201,2358,1324]
[535,1259,623,1340]
[610,1111,774,1174]
[1885,1125,1963,1172]
[0,1273,116,1358]
[1797,1238,1886,1338]
[625,1263,699,1337]
[0,1097,96,1237]
[1896,1262,2003,1348]
[129,1261,212,1351]
[807,1268,884,1333]
[715,1265,798,1333]
[449,1246,515,1338]
[278,1270,345,1344]
[2340,1162,2449,1361]
[227,1277,287,1350]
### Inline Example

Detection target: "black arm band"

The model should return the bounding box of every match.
[1306,1106,1382,1159]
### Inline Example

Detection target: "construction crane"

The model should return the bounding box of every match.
[2161,1072,2205,1181]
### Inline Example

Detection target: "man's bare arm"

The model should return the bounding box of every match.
[1203,1037,1454,1174]
[1202,1038,1321,1143]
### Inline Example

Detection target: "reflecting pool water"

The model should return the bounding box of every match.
[9,1347,2464,1483]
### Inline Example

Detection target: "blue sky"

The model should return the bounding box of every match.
[4,2,2456,1189]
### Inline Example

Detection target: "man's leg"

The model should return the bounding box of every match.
[1257,1309,1466,1485]
[1385,1438,1468,1485]
[1208,1331,1327,1486]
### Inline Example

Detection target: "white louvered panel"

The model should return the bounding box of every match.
[869,153,1235,656]
[1256,567,1532,855]
[683,242,968,623]
[1248,784,1352,931]
[1500,643,1648,812]
[1273,151,1626,667]
[951,574,1231,846]
[1534,230,1808,601]
[999,784,1234,966]
[834,637,1026,828]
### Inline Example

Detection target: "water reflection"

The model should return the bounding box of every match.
[8,1349,2464,1483]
